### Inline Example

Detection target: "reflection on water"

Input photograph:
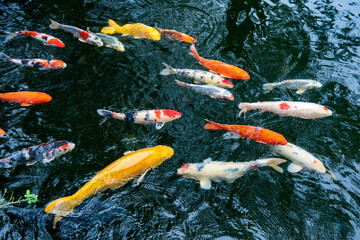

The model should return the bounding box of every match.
[0,0,359,239]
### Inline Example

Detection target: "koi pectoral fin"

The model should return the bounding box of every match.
[287,163,303,173]
[223,132,241,140]
[199,179,212,190]
[137,169,151,186]
[26,161,38,166]
[155,122,165,130]
[296,88,306,94]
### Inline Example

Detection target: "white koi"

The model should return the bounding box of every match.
[263,79,322,94]
[95,33,125,52]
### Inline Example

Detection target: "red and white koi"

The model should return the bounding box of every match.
[160,62,234,89]
[238,101,332,119]
[49,19,103,47]
[175,80,234,101]
[97,109,181,130]
[6,30,65,47]
[0,52,66,70]
[177,157,287,189]
[269,142,326,173]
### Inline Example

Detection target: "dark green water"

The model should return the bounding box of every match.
[0,0,359,239]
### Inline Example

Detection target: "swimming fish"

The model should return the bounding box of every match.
[45,145,174,228]
[263,79,322,94]
[0,140,75,168]
[97,109,181,130]
[0,91,52,106]
[204,119,287,145]
[268,142,326,173]
[158,29,196,44]
[101,19,161,41]
[49,19,103,46]
[177,157,287,189]
[160,62,234,89]
[95,33,125,52]
[238,101,332,119]
[5,30,65,47]
[0,128,5,136]
[189,45,250,80]
[175,80,234,101]
[0,52,66,70]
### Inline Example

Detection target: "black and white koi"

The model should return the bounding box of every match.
[160,62,234,88]
[49,19,103,46]
[0,141,75,168]
[0,52,66,70]
[97,109,182,130]
[177,157,287,189]
[263,79,322,94]
[175,80,234,100]
[6,30,65,47]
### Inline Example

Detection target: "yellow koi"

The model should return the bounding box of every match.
[44,145,174,228]
[101,19,161,41]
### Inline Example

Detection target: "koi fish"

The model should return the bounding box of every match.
[0,140,75,168]
[101,19,161,41]
[95,33,125,51]
[238,101,332,119]
[97,109,181,130]
[0,52,66,70]
[160,62,234,89]
[268,142,326,173]
[5,30,65,47]
[0,128,5,136]
[0,91,52,106]
[175,80,234,101]
[177,157,287,189]
[204,119,287,145]
[158,29,196,44]
[49,19,103,46]
[263,79,322,94]
[189,45,250,80]
[45,145,174,228]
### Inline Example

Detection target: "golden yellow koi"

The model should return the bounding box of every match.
[44,145,173,228]
[101,19,161,41]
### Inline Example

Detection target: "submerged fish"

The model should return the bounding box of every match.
[95,33,125,52]
[6,30,65,47]
[175,80,234,100]
[0,128,5,136]
[177,157,287,189]
[0,91,52,106]
[204,119,287,145]
[0,52,66,70]
[238,101,332,119]
[101,19,161,41]
[269,142,326,173]
[160,62,234,89]
[49,19,103,46]
[45,145,174,228]
[189,45,250,80]
[97,109,181,130]
[0,140,75,168]
[263,79,322,94]
[158,29,196,44]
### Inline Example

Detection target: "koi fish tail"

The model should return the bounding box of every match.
[0,160,11,168]
[257,158,287,173]
[203,119,224,130]
[175,80,190,88]
[160,62,176,76]
[5,32,20,42]
[189,44,200,61]
[238,103,251,117]
[97,109,114,124]
[263,83,275,93]
[44,195,76,229]
[101,26,116,35]
[104,19,122,34]
[49,19,61,29]
[0,52,10,61]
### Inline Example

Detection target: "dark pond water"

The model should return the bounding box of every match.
[0,0,359,239]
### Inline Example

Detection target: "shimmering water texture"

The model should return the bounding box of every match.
[0,0,359,239]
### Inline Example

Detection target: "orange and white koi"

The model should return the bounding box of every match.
[0,128,5,136]
[45,145,174,228]
[97,109,181,129]
[6,30,65,47]
[160,62,234,89]
[177,157,287,189]
[49,19,103,46]
[158,29,196,44]
[204,119,287,145]
[0,52,66,70]
[189,45,250,80]
[238,101,332,119]
[0,91,52,106]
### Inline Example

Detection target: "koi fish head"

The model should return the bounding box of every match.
[151,145,174,165]
[49,60,67,69]
[310,81,322,89]
[47,38,65,48]
[87,34,104,47]
[222,79,234,88]
[51,141,75,159]
[146,29,161,41]
[310,158,326,173]
[223,92,234,101]
[177,163,199,179]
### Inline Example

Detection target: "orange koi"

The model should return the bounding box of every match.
[190,45,250,80]
[0,128,5,136]
[204,119,287,145]
[159,29,197,44]
[0,91,52,106]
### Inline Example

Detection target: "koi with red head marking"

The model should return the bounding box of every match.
[97,109,181,130]
[0,52,66,70]
[158,29,197,44]
[204,119,287,145]
[5,30,65,47]
[0,91,52,106]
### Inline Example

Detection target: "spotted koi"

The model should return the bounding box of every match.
[6,30,65,47]
[175,80,234,100]
[0,52,66,70]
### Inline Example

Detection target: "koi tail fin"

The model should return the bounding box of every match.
[0,160,11,168]
[263,83,274,93]
[259,158,287,173]
[5,32,20,42]
[101,26,116,35]
[104,19,122,34]
[97,109,114,124]
[175,80,190,88]
[160,62,176,76]
[189,44,200,61]
[238,102,251,117]
[0,52,10,61]
[203,119,223,130]
[44,195,76,229]
[49,19,61,29]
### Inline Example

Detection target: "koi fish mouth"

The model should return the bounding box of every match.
[226,95,234,101]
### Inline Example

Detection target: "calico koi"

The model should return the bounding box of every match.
[263,79,322,94]
[175,80,234,100]
[0,91,52,106]
[6,30,65,47]
[0,52,66,70]
[158,29,197,44]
